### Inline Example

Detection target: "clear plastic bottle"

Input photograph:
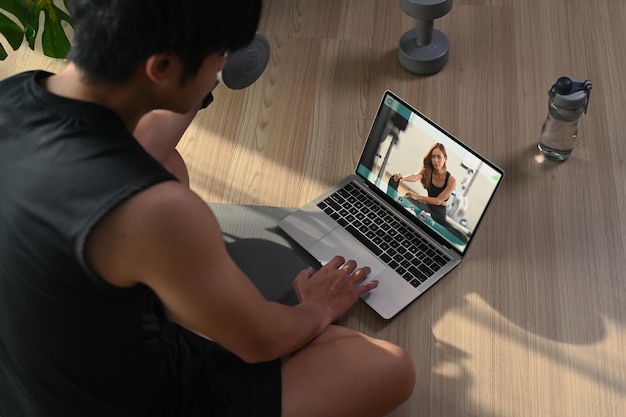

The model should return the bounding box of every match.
[538,76,592,161]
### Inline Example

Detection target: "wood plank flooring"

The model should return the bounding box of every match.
[2,1,625,416]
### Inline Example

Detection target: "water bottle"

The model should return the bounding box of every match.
[538,76,592,161]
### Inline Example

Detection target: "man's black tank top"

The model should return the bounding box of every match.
[0,71,178,416]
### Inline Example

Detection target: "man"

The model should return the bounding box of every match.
[0,1,415,416]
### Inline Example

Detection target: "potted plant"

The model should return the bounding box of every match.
[0,0,72,60]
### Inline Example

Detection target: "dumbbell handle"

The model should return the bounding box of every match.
[415,18,434,46]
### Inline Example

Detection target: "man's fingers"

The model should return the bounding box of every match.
[357,279,379,295]
[325,256,347,270]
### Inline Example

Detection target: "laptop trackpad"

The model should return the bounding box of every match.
[307,227,386,278]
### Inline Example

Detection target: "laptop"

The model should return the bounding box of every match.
[279,91,504,319]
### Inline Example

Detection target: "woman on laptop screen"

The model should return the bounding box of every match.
[391,143,456,227]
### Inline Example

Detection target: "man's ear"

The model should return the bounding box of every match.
[145,53,180,84]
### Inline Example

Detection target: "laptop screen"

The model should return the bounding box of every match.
[357,91,503,255]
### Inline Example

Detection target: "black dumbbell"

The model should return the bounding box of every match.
[219,32,270,90]
[201,32,270,109]
[398,0,452,75]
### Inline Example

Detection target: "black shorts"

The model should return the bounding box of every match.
[162,322,282,417]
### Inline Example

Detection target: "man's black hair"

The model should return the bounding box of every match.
[67,0,262,84]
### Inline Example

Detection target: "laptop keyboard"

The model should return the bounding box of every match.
[316,182,451,288]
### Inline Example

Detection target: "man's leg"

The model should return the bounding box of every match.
[132,108,415,417]
[281,325,415,417]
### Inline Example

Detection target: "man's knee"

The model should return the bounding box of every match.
[386,344,416,402]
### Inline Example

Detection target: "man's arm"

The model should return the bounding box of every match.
[85,181,376,363]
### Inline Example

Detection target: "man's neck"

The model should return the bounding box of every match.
[42,63,152,132]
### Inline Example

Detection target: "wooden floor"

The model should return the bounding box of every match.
[2,0,625,416]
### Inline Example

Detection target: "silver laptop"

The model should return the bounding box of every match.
[279,91,504,319]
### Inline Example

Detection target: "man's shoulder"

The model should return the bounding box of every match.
[0,70,48,97]
[0,71,39,111]
[0,70,39,85]
[86,180,223,287]
[104,181,219,237]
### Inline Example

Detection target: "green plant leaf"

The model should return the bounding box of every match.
[0,9,25,50]
[0,0,26,22]
[24,0,73,58]
[0,0,73,60]
[39,5,71,58]
[0,0,26,60]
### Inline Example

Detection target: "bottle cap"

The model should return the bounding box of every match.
[550,76,592,112]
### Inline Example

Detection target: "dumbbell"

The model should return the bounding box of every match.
[201,32,270,109]
[219,32,270,89]
[398,0,452,75]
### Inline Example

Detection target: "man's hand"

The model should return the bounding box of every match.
[293,256,378,321]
